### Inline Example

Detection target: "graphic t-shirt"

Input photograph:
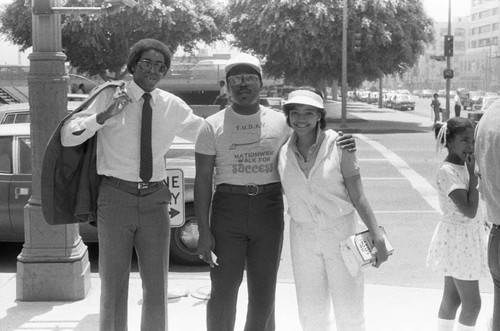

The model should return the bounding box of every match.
[195,106,291,185]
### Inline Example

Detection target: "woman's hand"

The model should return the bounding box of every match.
[370,234,389,268]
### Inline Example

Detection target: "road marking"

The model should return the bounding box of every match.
[374,210,438,214]
[364,177,405,180]
[358,134,442,214]
[359,158,389,162]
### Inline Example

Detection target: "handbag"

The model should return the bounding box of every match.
[339,226,394,276]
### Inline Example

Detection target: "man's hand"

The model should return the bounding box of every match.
[96,85,132,124]
[197,230,217,268]
[337,131,356,152]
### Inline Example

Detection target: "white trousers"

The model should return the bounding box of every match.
[290,215,365,331]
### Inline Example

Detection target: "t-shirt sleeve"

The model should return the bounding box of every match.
[438,165,467,196]
[195,120,216,156]
[340,147,360,178]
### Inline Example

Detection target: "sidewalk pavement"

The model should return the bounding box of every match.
[0,102,494,331]
[0,272,494,331]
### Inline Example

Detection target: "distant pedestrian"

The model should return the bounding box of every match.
[431,93,442,125]
[77,83,85,94]
[474,98,500,331]
[454,92,462,117]
[427,117,488,331]
[277,88,388,331]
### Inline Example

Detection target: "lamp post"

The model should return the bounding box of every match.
[17,0,135,301]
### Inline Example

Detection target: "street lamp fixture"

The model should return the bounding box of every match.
[33,0,137,15]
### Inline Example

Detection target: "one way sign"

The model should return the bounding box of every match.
[165,169,185,227]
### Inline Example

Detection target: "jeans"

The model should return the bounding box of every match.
[207,189,284,331]
[455,104,462,117]
[489,224,500,331]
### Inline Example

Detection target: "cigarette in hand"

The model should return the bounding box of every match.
[211,251,219,266]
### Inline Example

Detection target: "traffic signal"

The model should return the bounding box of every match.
[354,33,362,53]
[444,35,454,57]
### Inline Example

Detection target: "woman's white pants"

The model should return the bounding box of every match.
[290,216,366,331]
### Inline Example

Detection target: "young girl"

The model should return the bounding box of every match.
[277,88,388,331]
[427,117,488,331]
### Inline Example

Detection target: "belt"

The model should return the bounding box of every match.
[103,176,166,194]
[215,182,281,196]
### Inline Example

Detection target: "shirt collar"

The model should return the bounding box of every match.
[289,127,325,150]
[127,80,158,104]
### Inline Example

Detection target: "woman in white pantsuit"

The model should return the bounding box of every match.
[277,89,389,331]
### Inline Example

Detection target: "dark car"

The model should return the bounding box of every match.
[386,94,415,111]
[0,104,201,266]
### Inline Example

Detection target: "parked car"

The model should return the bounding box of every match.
[472,96,500,111]
[367,92,379,104]
[468,96,500,123]
[387,94,415,111]
[0,104,201,266]
[356,91,371,103]
[420,89,433,98]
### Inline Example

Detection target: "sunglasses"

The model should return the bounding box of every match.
[227,74,260,86]
[137,59,168,74]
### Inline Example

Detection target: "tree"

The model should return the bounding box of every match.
[0,0,227,80]
[228,0,434,89]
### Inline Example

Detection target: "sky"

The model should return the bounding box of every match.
[0,0,473,66]
[423,0,472,22]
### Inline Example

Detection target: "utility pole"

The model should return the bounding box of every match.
[443,0,452,121]
[341,0,348,128]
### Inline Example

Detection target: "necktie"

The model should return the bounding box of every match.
[140,93,153,182]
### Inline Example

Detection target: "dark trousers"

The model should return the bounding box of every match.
[97,178,171,331]
[455,104,461,117]
[489,225,500,331]
[207,190,284,331]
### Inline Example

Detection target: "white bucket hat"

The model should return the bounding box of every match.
[284,90,324,110]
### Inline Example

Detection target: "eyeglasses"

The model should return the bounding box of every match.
[137,60,168,73]
[227,74,260,86]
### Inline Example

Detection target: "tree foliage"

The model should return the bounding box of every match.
[228,0,434,88]
[0,0,227,80]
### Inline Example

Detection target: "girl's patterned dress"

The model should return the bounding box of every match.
[427,162,488,280]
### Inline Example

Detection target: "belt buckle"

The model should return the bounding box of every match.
[137,182,149,190]
[246,184,259,196]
